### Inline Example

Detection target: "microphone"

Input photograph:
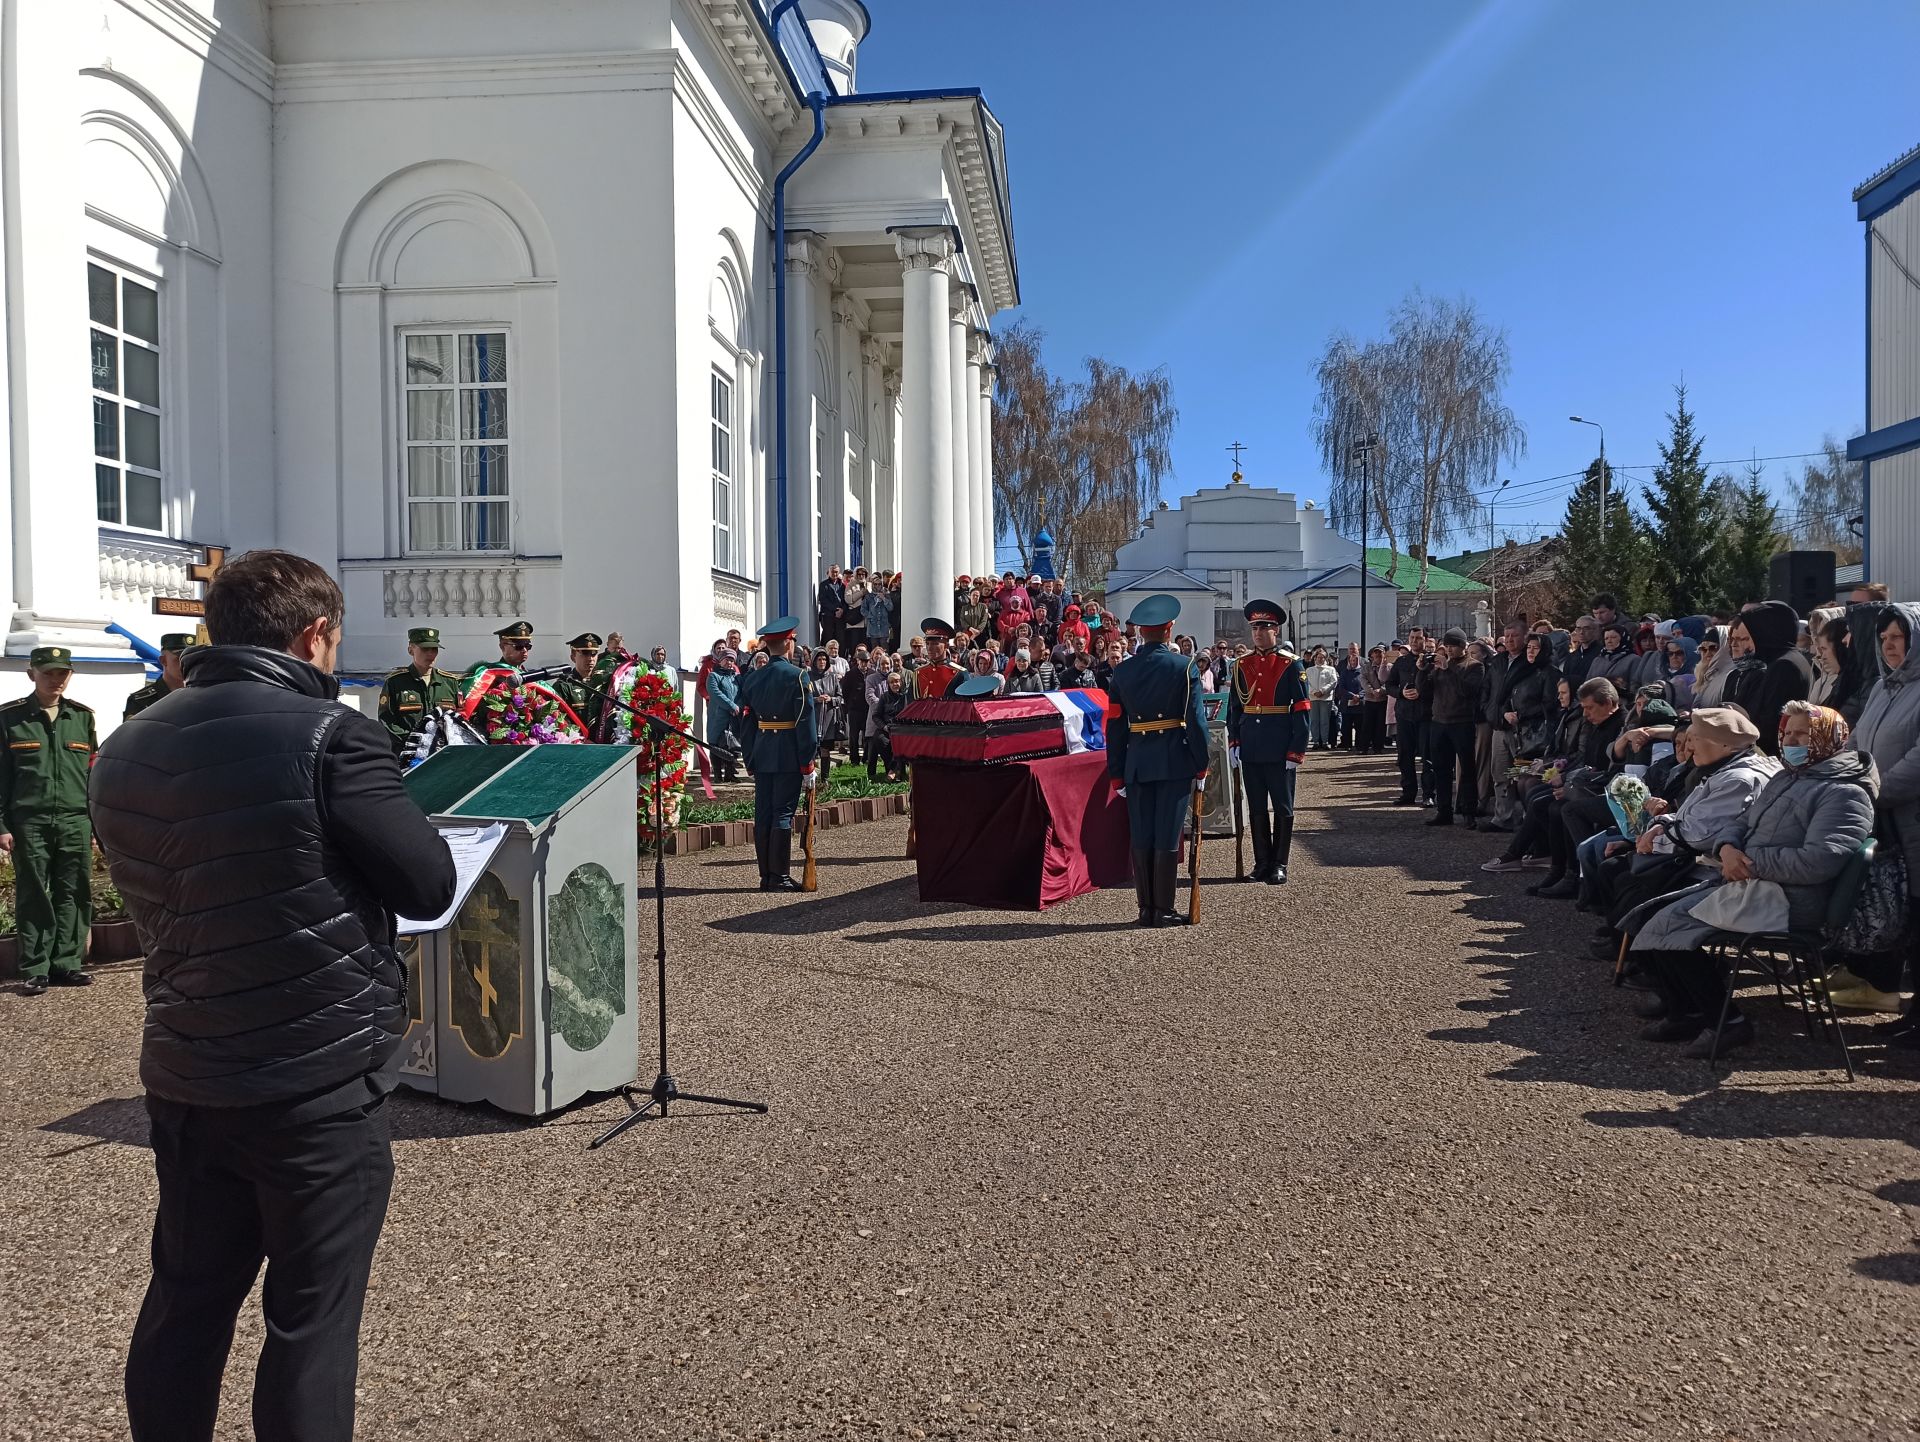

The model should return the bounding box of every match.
[516,664,576,683]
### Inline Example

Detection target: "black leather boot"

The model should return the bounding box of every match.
[754,825,772,890]
[1132,849,1155,927]
[768,830,803,892]
[1153,852,1191,926]
[1270,815,1293,884]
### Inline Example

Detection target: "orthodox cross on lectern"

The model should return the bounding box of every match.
[188,545,226,589]
[459,893,504,1020]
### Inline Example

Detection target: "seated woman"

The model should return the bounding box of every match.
[1584,708,1780,957]
[1483,675,1583,872]
[1841,601,1920,1033]
[1626,702,1876,1057]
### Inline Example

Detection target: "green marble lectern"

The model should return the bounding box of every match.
[398,744,639,1117]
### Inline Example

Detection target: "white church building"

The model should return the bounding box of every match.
[0,0,1015,714]
[1103,473,1401,653]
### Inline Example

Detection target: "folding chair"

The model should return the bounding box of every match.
[1703,839,1877,1081]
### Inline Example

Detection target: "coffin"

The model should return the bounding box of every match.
[891,689,1109,766]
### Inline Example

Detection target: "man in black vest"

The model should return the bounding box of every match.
[93,550,455,1442]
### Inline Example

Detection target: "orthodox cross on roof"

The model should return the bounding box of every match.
[1226,441,1247,482]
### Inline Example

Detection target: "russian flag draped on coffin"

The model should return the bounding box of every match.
[890,689,1109,766]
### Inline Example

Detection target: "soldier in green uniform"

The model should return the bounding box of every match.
[551,632,607,732]
[123,633,195,722]
[377,626,461,754]
[1,647,98,994]
[492,619,534,675]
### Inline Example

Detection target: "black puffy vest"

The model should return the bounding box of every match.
[91,647,407,1108]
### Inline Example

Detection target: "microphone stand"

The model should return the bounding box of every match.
[520,666,764,1150]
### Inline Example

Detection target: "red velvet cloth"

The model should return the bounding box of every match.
[913,750,1133,910]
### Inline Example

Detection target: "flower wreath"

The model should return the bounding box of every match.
[457,665,589,746]
[601,661,695,848]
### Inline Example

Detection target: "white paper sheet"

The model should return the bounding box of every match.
[396,822,509,936]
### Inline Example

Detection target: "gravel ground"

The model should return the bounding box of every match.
[4,751,1918,1441]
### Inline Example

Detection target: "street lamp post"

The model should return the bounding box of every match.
[1351,434,1381,648]
[1570,415,1605,549]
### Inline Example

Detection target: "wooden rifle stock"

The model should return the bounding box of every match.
[802,779,818,892]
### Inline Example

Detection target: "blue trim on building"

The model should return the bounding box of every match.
[1848,414,1920,463]
[1863,224,1873,579]
[1856,150,1920,221]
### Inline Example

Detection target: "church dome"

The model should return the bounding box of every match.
[801,0,870,94]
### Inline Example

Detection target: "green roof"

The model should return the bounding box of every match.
[1433,548,1492,578]
[1364,548,1490,593]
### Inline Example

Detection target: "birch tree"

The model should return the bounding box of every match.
[991,322,1176,584]
[1312,292,1527,597]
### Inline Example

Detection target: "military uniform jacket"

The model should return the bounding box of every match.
[123,679,176,722]
[1106,644,1210,785]
[736,658,817,774]
[550,671,603,732]
[378,665,461,748]
[0,696,97,819]
[913,661,961,701]
[1228,648,1310,765]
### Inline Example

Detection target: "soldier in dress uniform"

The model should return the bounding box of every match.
[912,618,963,700]
[552,632,606,732]
[1,648,98,993]
[735,616,818,892]
[1106,595,1211,927]
[492,620,534,674]
[377,626,460,753]
[123,633,195,722]
[1227,600,1310,885]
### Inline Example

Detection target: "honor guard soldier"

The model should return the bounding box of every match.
[553,632,607,731]
[1106,595,1210,927]
[123,633,194,721]
[492,620,534,674]
[913,618,962,700]
[1227,600,1310,884]
[1,648,98,993]
[378,627,460,754]
[735,616,818,891]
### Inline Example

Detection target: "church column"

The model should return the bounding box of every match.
[895,229,955,632]
[981,358,998,578]
[783,234,825,619]
[877,367,901,571]
[947,290,974,590]
[0,3,126,654]
[967,331,992,577]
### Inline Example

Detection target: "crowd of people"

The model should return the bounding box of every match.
[1373,584,1919,1060]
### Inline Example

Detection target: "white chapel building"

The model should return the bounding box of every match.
[1103,472,1400,652]
[0,0,1016,716]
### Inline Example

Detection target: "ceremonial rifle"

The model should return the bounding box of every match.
[802,779,819,892]
[1231,757,1246,882]
[1187,781,1204,925]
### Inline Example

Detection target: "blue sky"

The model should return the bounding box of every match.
[859,0,1920,553]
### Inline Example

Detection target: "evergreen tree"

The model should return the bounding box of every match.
[1644,383,1718,615]
[1554,458,1648,619]
[1712,460,1783,608]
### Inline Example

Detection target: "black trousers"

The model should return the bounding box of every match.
[1429,720,1478,820]
[1635,947,1733,1021]
[127,1095,395,1442]
[845,711,866,763]
[1396,716,1427,800]
[1360,700,1388,753]
[1241,760,1296,873]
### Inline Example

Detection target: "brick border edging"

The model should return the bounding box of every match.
[664,790,910,855]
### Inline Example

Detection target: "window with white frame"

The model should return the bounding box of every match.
[402,329,510,552]
[711,369,734,571]
[89,260,164,531]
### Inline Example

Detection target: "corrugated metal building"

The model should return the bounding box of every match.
[1849,144,1920,601]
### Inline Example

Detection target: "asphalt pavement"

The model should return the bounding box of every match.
[3,750,1917,1441]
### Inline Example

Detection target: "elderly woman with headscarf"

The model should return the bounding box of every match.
[1661,633,1698,708]
[1841,602,1920,1036]
[1721,602,1812,754]
[1691,626,1732,707]
[1625,701,1875,1056]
